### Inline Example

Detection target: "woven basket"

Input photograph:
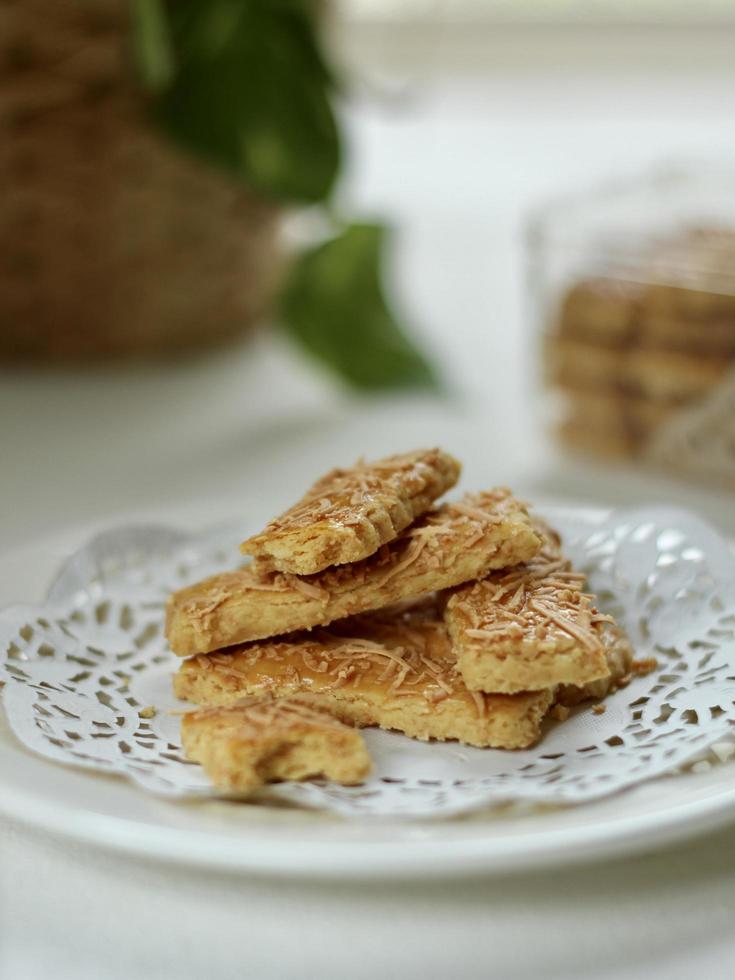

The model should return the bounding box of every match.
[0,0,281,360]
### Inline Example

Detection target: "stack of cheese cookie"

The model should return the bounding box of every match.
[168,449,632,795]
[547,229,735,459]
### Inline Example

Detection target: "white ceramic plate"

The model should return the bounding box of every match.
[2,516,735,880]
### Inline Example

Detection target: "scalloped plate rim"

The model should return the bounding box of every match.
[3,742,735,878]
[2,505,735,879]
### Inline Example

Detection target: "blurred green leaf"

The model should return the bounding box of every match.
[279,223,439,391]
[140,0,340,203]
[130,2,438,391]
[131,0,174,91]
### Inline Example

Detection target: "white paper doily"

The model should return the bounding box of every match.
[1,507,735,819]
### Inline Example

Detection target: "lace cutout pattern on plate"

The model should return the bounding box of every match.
[1,509,734,817]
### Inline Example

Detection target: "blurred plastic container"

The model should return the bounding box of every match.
[527,167,735,488]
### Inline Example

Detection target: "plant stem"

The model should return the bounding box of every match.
[131,0,175,92]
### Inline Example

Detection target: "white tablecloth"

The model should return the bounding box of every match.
[4,813,735,980]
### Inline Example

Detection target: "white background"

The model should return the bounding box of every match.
[2,14,735,979]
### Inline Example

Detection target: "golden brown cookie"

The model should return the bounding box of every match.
[555,390,681,456]
[241,448,461,575]
[556,623,634,706]
[445,526,613,694]
[181,696,372,794]
[557,417,635,459]
[549,336,729,402]
[624,349,729,401]
[546,336,624,392]
[166,489,542,657]
[640,314,735,356]
[555,277,640,346]
[174,599,554,750]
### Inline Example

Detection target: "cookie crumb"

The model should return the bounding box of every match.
[631,657,658,676]
[139,706,157,719]
[552,704,571,722]
[591,703,606,715]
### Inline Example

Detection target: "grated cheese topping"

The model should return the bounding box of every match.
[188,599,501,720]
[239,489,538,603]
[241,448,460,546]
[446,527,608,656]
[184,695,355,739]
